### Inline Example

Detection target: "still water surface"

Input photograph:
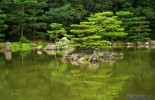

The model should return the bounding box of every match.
[0,48,155,100]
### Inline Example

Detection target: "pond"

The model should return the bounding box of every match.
[0,48,155,100]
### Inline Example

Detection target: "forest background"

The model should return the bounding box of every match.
[0,0,155,43]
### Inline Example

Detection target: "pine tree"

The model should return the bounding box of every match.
[116,11,134,41]
[116,11,151,41]
[47,23,67,42]
[88,11,127,42]
[1,0,47,40]
[70,21,102,48]
[46,3,73,27]
[26,0,47,40]
[69,11,127,49]
[128,17,151,41]
[3,0,28,37]
[0,9,7,41]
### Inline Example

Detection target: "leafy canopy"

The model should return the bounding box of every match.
[47,23,67,42]
[70,11,127,49]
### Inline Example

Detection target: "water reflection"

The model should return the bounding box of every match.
[0,48,155,100]
[89,62,99,69]
[44,49,57,55]
[37,50,42,55]
[4,51,12,60]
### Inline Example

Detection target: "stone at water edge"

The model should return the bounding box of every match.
[4,41,12,51]
[44,43,57,50]
[37,45,42,50]
[88,51,99,62]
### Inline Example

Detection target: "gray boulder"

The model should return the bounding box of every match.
[4,41,11,51]
[149,40,155,45]
[137,41,144,45]
[61,37,69,42]
[88,51,99,62]
[37,45,42,50]
[44,43,57,50]
[126,42,133,46]
[69,54,80,61]
[59,37,71,50]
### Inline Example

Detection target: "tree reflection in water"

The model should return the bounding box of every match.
[0,48,155,100]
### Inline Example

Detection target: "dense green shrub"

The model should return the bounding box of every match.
[20,36,30,43]
[36,42,47,48]
[11,43,19,52]
[21,43,31,51]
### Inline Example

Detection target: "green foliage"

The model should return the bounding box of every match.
[21,43,31,51]
[20,36,30,44]
[69,11,128,49]
[47,23,67,41]
[116,11,151,41]
[128,17,151,41]
[36,42,47,48]
[46,3,73,26]
[27,0,47,40]
[0,9,7,41]
[12,43,31,51]
[70,21,98,48]
[1,0,155,41]
[1,0,47,40]
[113,0,155,39]
[88,11,127,40]
[11,43,19,52]
[95,1,113,12]
[69,4,87,21]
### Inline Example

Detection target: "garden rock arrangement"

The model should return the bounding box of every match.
[43,37,71,50]
[61,50,123,65]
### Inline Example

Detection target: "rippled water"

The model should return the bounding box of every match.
[0,48,155,100]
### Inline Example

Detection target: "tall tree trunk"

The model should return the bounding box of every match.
[33,8,36,41]
[33,21,36,40]
[21,25,24,37]
[21,5,25,37]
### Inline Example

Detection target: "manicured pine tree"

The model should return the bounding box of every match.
[47,23,67,42]
[116,11,134,41]
[0,9,7,41]
[69,11,127,49]
[88,11,127,42]
[70,21,111,49]
[70,22,97,48]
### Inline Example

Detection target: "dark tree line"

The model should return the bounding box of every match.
[0,0,155,42]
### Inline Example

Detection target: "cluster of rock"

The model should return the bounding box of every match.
[112,40,155,49]
[61,50,123,65]
[43,37,70,50]
[34,37,72,55]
